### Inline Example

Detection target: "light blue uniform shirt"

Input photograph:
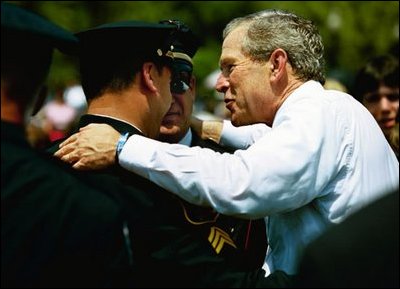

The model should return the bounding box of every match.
[119,81,399,275]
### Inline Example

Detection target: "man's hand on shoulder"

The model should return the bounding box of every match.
[54,123,120,170]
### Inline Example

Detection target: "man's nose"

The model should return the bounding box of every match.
[215,73,229,94]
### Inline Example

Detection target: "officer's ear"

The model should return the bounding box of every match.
[141,62,158,93]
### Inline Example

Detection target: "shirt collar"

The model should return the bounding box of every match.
[178,129,192,146]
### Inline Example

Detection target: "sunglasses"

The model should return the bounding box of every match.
[158,20,193,94]
[170,61,193,94]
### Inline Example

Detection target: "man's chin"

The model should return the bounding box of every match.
[159,125,180,135]
[158,126,183,143]
[230,116,245,127]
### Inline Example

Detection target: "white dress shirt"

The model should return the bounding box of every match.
[119,80,399,275]
[219,121,270,149]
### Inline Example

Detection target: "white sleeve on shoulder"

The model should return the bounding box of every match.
[119,104,326,219]
[220,120,271,149]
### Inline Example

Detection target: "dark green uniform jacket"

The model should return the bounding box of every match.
[47,114,291,288]
[1,121,133,288]
[188,131,268,270]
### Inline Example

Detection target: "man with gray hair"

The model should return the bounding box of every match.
[55,9,399,277]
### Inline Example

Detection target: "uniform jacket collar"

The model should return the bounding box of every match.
[78,114,144,136]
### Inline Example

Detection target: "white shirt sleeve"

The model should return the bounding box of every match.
[220,120,271,149]
[119,95,329,219]
[119,81,399,220]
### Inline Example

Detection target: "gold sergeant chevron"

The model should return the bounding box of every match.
[208,226,237,254]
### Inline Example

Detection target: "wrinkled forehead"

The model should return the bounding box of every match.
[219,27,248,65]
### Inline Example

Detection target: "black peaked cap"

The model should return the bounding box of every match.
[76,20,200,63]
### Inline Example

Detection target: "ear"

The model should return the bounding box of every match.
[269,49,288,82]
[141,62,158,93]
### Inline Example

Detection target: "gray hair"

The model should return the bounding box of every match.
[223,9,325,84]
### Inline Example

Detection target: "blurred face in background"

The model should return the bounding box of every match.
[159,61,196,144]
[362,84,399,137]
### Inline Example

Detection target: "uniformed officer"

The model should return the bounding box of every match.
[49,19,291,287]
[1,2,133,287]
[157,20,268,271]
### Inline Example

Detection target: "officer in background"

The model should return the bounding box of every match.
[1,2,133,287]
[158,19,267,270]
[49,20,291,287]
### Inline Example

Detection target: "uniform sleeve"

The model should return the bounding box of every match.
[119,98,335,219]
[220,120,271,149]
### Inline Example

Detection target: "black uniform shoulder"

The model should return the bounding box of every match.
[1,130,132,287]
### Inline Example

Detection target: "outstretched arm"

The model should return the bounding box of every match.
[55,111,325,219]
[55,120,270,170]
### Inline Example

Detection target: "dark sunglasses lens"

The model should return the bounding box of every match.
[171,79,189,94]
[170,62,192,94]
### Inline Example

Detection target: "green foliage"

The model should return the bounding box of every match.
[8,1,399,99]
